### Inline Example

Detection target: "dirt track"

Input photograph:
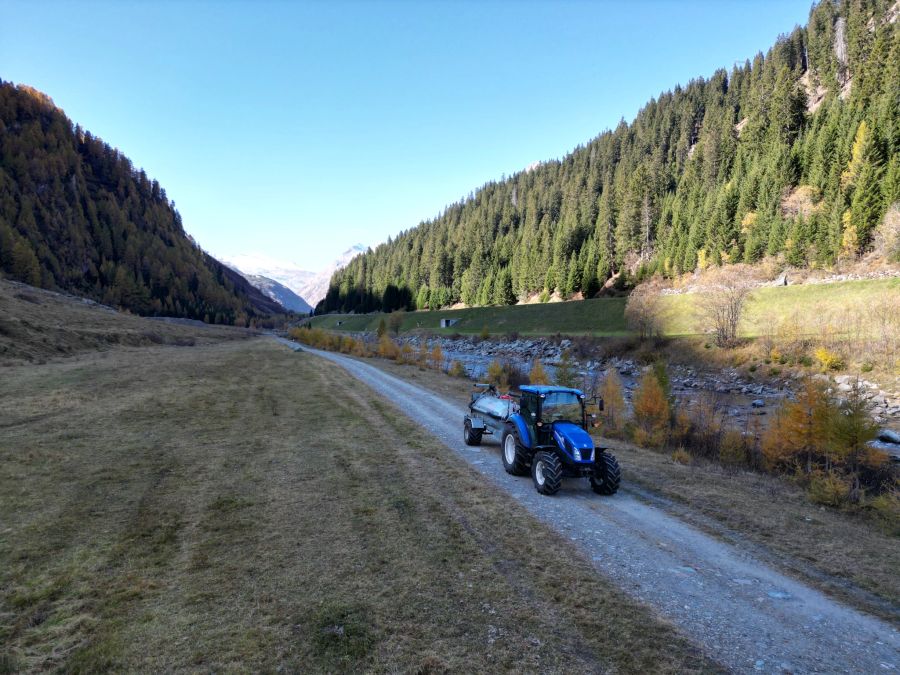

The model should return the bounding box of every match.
[275,337,899,673]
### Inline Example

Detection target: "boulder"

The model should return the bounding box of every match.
[877,429,900,445]
[751,399,765,408]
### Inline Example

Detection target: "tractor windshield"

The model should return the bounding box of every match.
[541,391,583,423]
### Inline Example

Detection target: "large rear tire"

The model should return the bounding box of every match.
[464,419,482,446]
[590,452,621,495]
[500,425,529,475]
[531,451,562,496]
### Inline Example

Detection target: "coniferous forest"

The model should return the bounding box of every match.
[321,0,899,314]
[0,82,283,324]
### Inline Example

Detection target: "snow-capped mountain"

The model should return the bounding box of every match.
[300,244,367,308]
[222,244,366,308]
[241,274,313,314]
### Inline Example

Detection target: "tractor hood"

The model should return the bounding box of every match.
[551,421,594,452]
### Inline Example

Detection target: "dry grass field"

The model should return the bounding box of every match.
[0,336,718,672]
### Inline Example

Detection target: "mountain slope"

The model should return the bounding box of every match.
[322,0,899,314]
[300,244,366,306]
[240,273,313,313]
[0,81,283,324]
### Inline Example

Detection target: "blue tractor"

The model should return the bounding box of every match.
[464,384,621,496]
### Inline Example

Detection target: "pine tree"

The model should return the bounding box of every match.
[555,349,578,388]
[827,380,879,501]
[600,368,626,435]
[11,239,41,286]
[528,359,550,385]
[849,160,884,249]
[633,372,670,448]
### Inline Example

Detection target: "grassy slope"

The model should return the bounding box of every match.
[0,338,717,673]
[309,277,900,338]
[351,355,900,622]
[662,277,900,337]
[311,296,629,336]
[0,278,249,364]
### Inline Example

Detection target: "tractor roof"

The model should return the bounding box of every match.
[519,385,584,396]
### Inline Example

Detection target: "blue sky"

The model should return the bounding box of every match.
[2,0,812,271]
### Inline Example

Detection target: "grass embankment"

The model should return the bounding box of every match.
[310,296,629,336]
[1,339,717,672]
[0,278,248,364]
[309,277,899,339]
[350,355,900,622]
[662,276,900,337]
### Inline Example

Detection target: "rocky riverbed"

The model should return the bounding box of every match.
[336,331,900,456]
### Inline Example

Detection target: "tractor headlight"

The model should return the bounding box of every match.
[572,447,582,461]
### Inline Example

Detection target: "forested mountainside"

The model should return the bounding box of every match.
[322,0,900,314]
[0,81,283,324]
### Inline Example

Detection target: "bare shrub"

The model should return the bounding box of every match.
[388,310,405,336]
[871,203,900,262]
[808,471,851,507]
[624,277,667,340]
[671,393,724,460]
[448,360,467,378]
[695,265,756,347]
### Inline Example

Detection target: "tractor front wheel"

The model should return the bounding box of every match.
[531,451,562,496]
[464,419,482,446]
[501,425,529,475]
[590,452,621,495]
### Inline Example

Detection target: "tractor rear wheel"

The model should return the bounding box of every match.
[531,451,562,495]
[590,452,621,495]
[464,419,482,446]
[500,425,529,475]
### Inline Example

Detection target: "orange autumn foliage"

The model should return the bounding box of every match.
[633,371,669,447]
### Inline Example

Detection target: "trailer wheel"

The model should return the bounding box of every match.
[590,452,621,495]
[531,451,562,496]
[464,419,482,446]
[500,425,529,475]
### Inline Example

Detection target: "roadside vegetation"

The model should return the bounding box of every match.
[1,337,721,672]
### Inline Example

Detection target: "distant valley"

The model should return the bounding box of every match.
[223,244,365,311]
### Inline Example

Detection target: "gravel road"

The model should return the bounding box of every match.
[274,337,899,673]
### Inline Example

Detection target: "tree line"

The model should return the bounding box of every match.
[321,0,899,315]
[0,82,283,325]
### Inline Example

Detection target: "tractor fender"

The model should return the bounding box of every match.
[507,413,534,448]
[466,414,486,430]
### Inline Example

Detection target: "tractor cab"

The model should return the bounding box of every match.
[519,385,593,432]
